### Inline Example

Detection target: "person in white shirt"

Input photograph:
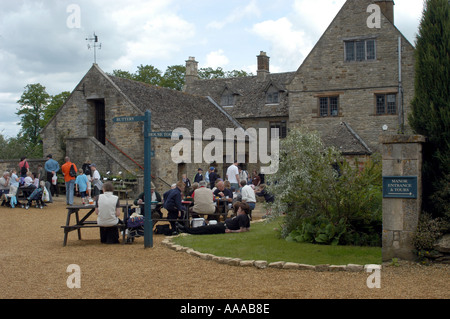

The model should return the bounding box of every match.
[240,180,256,212]
[226,161,240,189]
[89,163,102,197]
[95,182,121,244]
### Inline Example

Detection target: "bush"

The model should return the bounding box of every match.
[413,213,449,252]
[266,129,382,246]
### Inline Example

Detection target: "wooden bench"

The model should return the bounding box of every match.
[61,204,128,246]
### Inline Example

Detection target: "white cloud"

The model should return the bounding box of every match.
[292,0,345,36]
[207,0,261,29]
[204,50,230,69]
[104,0,196,67]
[251,17,312,71]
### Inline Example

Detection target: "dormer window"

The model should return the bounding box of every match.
[221,88,235,107]
[266,85,280,104]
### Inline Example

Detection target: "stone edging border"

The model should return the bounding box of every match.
[161,231,381,272]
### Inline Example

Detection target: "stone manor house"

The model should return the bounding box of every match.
[41,0,415,193]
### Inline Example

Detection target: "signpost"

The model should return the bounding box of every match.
[382,176,418,199]
[113,110,176,248]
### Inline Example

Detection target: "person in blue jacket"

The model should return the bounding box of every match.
[163,181,187,232]
[45,154,60,197]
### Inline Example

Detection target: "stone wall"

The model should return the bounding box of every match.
[287,0,415,153]
[0,159,47,176]
[381,134,425,261]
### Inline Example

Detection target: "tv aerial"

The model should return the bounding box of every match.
[86,32,101,63]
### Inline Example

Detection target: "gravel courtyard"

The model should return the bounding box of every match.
[0,196,448,299]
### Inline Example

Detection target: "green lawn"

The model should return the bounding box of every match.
[172,218,382,265]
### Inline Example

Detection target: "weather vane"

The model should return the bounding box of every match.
[86,32,101,64]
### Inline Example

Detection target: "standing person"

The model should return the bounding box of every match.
[238,166,248,187]
[226,160,240,190]
[89,163,102,198]
[75,168,89,205]
[193,168,204,183]
[81,158,92,199]
[208,167,218,190]
[163,181,186,232]
[252,170,261,187]
[18,157,29,178]
[45,154,60,197]
[181,173,191,196]
[61,156,77,206]
[95,182,121,244]
[37,164,46,184]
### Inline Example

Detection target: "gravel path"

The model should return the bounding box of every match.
[0,197,448,299]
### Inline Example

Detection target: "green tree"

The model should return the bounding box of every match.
[110,64,253,90]
[42,91,70,128]
[134,64,163,85]
[409,0,450,217]
[16,83,50,145]
[161,65,186,91]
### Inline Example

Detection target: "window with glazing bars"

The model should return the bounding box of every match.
[345,39,376,62]
[319,97,339,117]
[376,94,397,115]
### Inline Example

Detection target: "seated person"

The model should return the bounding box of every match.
[0,171,10,198]
[95,182,122,244]
[21,171,37,198]
[213,180,233,219]
[255,184,274,203]
[191,180,215,217]
[134,182,162,218]
[177,202,251,235]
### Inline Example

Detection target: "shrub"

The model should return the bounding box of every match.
[266,129,382,246]
[412,213,449,253]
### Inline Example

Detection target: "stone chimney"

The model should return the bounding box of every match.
[184,56,198,90]
[375,0,395,25]
[257,51,270,82]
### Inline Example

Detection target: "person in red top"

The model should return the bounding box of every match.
[61,156,77,206]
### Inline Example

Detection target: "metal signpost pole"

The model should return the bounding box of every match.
[143,110,153,248]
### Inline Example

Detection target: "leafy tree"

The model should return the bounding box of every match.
[198,67,226,79]
[110,64,253,90]
[409,0,450,217]
[111,69,135,80]
[161,65,186,91]
[134,64,162,85]
[42,91,71,128]
[16,83,50,145]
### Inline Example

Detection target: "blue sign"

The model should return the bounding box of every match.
[383,176,418,199]
[148,131,181,138]
[113,116,145,123]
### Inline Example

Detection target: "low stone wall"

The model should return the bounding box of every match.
[162,229,379,272]
[0,159,47,175]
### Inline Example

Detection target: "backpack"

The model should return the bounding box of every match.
[20,165,27,176]
[69,164,77,177]
[154,224,173,236]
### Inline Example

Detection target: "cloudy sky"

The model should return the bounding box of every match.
[0,0,424,139]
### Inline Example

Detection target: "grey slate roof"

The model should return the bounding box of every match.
[185,72,295,119]
[108,75,242,133]
[322,122,372,155]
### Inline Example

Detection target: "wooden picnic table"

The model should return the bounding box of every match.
[61,203,130,246]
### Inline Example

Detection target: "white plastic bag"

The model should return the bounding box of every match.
[52,174,57,185]
[42,187,50,202]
